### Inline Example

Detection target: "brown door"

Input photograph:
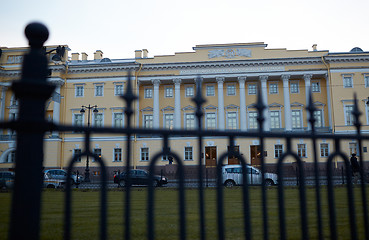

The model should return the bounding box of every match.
[227,145,240,165]
[205,146,217,167]
[250,145,261,166]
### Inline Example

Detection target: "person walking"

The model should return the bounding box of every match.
[350,153,360,184]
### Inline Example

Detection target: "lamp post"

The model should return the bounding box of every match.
[80,104,98,182]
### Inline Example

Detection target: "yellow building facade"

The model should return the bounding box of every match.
[0,43,368,178]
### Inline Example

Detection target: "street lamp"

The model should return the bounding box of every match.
[80,104,98,182]
[43,45,65,64]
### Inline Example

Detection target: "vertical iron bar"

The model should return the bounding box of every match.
[327,140,339,240]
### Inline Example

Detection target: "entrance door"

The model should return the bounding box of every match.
[205,146,217,167]
[250,145,261,166]
[227,145,240,165]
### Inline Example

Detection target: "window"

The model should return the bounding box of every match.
[165,87,173,98]
[95,84,104,96]
[93,148,102,162]
[248,111,258,129]
[206,85,215,96]
[164,114,174,130]
[162,147,171,161]
[206,112,216,129]
[343,76,353,88]
[185,113,195,130]
[290,82,299,93]
[269,83,278,94]
[74,113,83,126]
[141,147,149,161]
[297,144,306,158]
[227,112,238,130]
[227,84,236,96]
[270,111,280,129]
[144,88,153,98]
[274,144,283,158]
[115,84,123,96]
[75,85,84,97]
[292,110,302,129]
[311,81,320,92]
[93,113,103,127]
[73,149,82,162]
[349,142,358,156]
[248,84,257,95]
[365,75,369,88]
[185,86,194,97]
[344,105,354,126]
[314,110,323,127]
[113,148,122,162]
[184,147,193,161]
[143,115,153,128]
[113,112,123,128]
[320,143,329,157]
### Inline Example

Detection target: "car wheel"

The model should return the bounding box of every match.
[118,180,126,187]
[225,180,235,188]
[47,184,55,189]
[265,179,274,186]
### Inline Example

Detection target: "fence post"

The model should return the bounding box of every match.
[342,166,345,185]
[9,22,55,240]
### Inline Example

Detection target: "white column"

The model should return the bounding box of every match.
[217,77,225,130]
[325,74,332,130]
[136,80,141,128]
[173,78,182,129]
[260,75,270,131]
[49,79,64,137]
[152,79,160,129]
[238,76,247,131]
[304,74,312,130]
[0,86,7,135]
[282,75,292,131]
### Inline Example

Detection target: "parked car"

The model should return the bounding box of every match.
[222,165,278,187]
[44,169,84,185]
[0,171,15,189]
[114,169,168,187]
[43,178,66,189]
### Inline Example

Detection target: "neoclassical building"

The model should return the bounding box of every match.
[0,42,368,177]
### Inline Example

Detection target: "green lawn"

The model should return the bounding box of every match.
[0,186,368,240]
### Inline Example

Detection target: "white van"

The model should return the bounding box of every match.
[222,165,278,187]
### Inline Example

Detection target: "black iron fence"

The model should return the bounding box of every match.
[3,23,369,240]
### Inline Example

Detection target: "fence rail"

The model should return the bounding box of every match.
[3,22,369,240]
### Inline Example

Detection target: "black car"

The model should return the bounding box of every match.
[113,169,167,187]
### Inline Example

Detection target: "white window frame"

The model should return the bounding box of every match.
[344,104,355,126]
[274,144,283,158]
[185,85,194,97]
[320,143,329,157]
[114,83,124,96]
[93,148,102,162]
[205,112,217,129]
[143,114,153,129]
[269,82,278,94]
[226,111,238,130]
[297,144,307,158]
[314,109,324,128]
[270,110,281,129]
[163,113,174,130]
[290,81,299,94]
[73,148,82,162]
[73,113,84,126]
[311,80,321,93]
[226,83,236,96]
[75,84,84,97]
[93,112,104,127]
[342,74,353,88]
[112,112,124,128]
[184,146,193,161]
[140,147,149,161]
[206,84,215,97]
[94,83,104,97]
[113,148,122,162]
[291,109,303,129]
[248,111,258,129]
[248,83,257,95]
[365,74,369,88]
[144,87,153,98]
[184,113,195,130]
[164,86,173,98]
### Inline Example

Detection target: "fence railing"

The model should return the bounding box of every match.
[3,22,369,240]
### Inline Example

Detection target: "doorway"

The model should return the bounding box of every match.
[250,145,261,166]
[227,145,240,165]
[205,146,217,167]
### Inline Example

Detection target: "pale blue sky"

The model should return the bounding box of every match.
[2,0,369,59]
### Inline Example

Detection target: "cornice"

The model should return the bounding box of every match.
[67,63,139,74]
[324,55,369,63]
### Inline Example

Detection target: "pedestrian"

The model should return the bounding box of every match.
[168,156,173,165]
[350,153,360,184]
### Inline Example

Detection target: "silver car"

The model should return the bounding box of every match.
[44,169,84,185]
[222,165,278,187]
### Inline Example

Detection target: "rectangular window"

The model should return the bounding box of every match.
[94,113,103,127]
[344,105,354,126]
[248,84,257,95]
[74,113,83,126]
[162,147,171,161]
[274,144,283,158]
[93,148,102,162]
[144,88,153,98]
[227,84,236,96]
[320,143,329,157]
[227,112,237,130]
[75,85,84,97]
[269,83,278,94]
[349,142,358,156]
[290,82,299,93]
[206,112,216,129]
[185,86,194,97]
[311,81,320,92]
[141,147,149,161]
[95,84,104,96]
[297,144,306,158]
[165,87,173,98]
[113,112,123,128]
[74,149,82,162]
[113,148,122,162]
[184,146,193,161]
[365,75,369,88]
[115,84,123,96]
[143,115,153,128]
[270,111,280,129]
[206,85,215,96]
[314,110,323,128]
[248,111,258,129]
[185,113,195,130]
[292,110,302,129]
[164,114,174,130]
[343,76,353,88]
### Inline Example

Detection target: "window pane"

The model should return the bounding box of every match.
[227,112,237,129]
[248,112,258,129]
[248,84,257,94]
[115,84,123,96]
[164,114,174,129]
[270,111,280,129]
[186,87,194,97]
[227,84,236,95]
[185,114,195,129]
[292,110,302,129]
[144,115,153,128]
[114,113,123,127]
[290,82,299,93]
[314,110,323,127]
[206,113,216,129]
[206,85,215,96]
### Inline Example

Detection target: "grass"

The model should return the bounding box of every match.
[0,186,368,240]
